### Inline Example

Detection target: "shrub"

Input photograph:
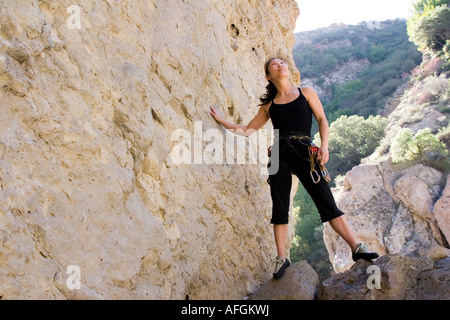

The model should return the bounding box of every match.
[391,127,449,171]
[313,115,389,182]
[407,0,450,56]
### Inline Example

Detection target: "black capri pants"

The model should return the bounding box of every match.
[267,138,344,224]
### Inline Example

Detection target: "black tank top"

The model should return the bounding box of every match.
[269,87,312,137]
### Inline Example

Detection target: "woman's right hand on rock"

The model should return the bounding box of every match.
[209,106,223,123]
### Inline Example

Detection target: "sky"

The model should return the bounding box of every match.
[294,0,417,32]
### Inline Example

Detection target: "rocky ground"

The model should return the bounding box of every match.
[250,254,449,300]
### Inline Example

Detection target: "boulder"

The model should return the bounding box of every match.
[405,257,450,300]
[317,254,450,300]
[325,164,448,273]
[323,164,393,272]
[248,261,320,300]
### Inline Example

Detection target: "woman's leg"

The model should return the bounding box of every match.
[268,157,293,278]
[273,224,289,259]
[288,144,378,261]
[328,215,358,252]
[268,159,292,256]
[272,223,291,279]
[328,215,379,261]
[290,157,358,252]
[295,167,379,260]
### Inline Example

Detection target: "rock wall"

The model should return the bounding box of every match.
[0,0,300,299]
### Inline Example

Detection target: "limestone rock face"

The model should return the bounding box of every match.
[0,0,300,299]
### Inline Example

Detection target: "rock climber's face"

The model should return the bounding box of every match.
[266,59,289,82]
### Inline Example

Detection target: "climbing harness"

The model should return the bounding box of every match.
[268,131,331,184]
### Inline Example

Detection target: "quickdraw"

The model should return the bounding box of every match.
[308,143,331,184]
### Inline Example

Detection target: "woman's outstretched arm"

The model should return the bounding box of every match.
[209,104,271,136]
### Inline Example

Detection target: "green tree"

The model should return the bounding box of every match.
[369,45,388,63]
[313,115,388,183]
[412,0,449,11]
[407,0,450,55]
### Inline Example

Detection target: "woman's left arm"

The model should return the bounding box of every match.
[301,87,330,165]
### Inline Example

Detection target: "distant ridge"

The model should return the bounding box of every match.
[292,18,422,121]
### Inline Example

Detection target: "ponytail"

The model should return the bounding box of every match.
[259,57,278,106]
[259,81,277,106]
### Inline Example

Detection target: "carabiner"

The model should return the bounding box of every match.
[320,165,331,183]
[310,170,321,184]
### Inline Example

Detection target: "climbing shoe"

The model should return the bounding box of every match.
[272,256,290,280]
[352,243,379,262]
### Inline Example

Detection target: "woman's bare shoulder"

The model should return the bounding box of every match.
[300,86,317,95]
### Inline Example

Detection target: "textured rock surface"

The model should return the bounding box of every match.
[434,175,450,244]
[324,164,394,272]
[248,260,319,300]
[0,0,300,299]
[324,163,448,273]
[405,256,450,300]
[317,254,450,300]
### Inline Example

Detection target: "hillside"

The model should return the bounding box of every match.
[293,19,423,122]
